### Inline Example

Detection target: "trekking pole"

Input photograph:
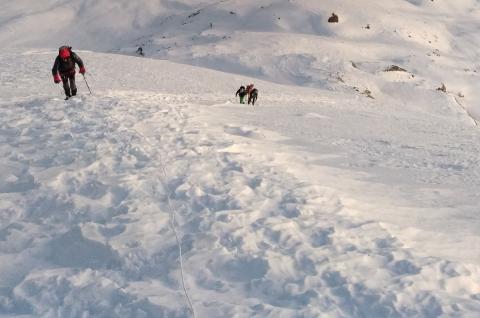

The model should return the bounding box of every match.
[59,86,68,100]
[82,74,92,95]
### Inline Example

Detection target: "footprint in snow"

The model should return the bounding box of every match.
[210,256,269,282]
[46,227,122,270]
[224,125,264,139]
[303,112,330,120]
[0,164,38,193]
[311,226,335,247]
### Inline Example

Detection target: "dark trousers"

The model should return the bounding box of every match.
[248,91,258,105]
[61,74,77,97]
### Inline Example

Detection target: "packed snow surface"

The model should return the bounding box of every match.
[1,0,480,317]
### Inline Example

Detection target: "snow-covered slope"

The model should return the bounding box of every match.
[1,1,480,317]
[1,0,479,118]
[1,49,480,317]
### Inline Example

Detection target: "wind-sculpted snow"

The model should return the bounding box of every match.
[1,51,480,317]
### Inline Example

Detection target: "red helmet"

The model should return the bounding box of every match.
[59,46,71,59]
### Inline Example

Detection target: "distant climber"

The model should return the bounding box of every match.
[136,46,144,56]
[246,84,254,97]
[245,84,258,105]
[52,46,86,99]
[236,85,247,104]
[248,88,258,106]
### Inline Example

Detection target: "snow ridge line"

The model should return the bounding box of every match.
[101,100,197,318]
[454,95,478,127]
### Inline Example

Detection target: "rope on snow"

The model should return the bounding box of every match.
[133,128,197,318]
[101,106,197,317]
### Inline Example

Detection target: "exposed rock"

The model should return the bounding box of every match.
[353,87,374,99]
[437,83,447,93]
[188,10,201,18]
[363,89,374,99]
[385,65,407,72]
[328,13,339,23]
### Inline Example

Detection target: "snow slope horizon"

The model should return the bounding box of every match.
[1,0,480,316]
[1,0,479,119]
[1,50,480,317]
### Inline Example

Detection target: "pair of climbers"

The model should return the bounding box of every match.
[52,46,86,99]
[235,84,258,106]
